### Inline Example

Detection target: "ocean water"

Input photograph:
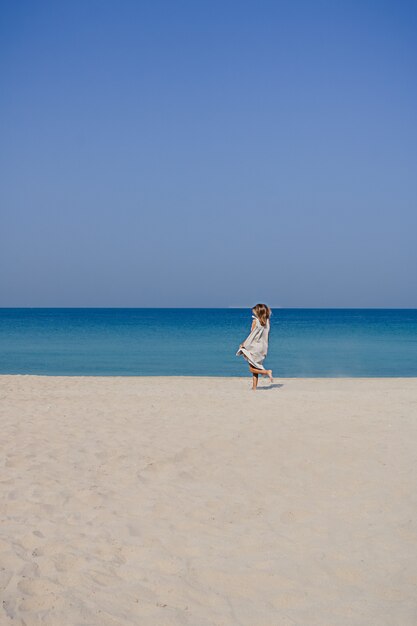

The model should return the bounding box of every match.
[0,308,416,377]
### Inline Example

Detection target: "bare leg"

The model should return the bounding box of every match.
[252,372,259,391]
[249,365,273,384]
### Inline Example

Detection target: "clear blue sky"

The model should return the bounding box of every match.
[1,0,416,307]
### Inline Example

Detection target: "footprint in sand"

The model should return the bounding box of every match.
[280,510,296,524]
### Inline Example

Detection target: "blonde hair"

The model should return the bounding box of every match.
[252,303,271,327]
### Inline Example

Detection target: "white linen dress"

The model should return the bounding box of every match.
[236,314,270,370]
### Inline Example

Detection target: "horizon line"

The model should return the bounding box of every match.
[1,306,417,310]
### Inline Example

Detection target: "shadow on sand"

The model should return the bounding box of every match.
[256,383,284,391]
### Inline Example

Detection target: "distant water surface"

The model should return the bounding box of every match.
[0,308,416,377]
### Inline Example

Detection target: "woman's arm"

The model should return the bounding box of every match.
[240,318,257,348]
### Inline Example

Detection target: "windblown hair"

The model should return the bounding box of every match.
[252,303,271,327]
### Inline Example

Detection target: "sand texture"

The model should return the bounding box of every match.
[0,375,416,625]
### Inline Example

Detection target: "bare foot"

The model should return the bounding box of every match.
[267,370,273,383]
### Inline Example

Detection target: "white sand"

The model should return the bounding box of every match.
[0,375,416,625]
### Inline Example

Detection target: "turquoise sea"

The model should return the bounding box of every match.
[0,308,416,377]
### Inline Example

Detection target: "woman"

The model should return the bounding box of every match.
[236,303,273,390]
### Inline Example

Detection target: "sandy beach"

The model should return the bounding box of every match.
[0,375,416,625]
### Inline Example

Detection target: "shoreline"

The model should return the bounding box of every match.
[2,374,417,379]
